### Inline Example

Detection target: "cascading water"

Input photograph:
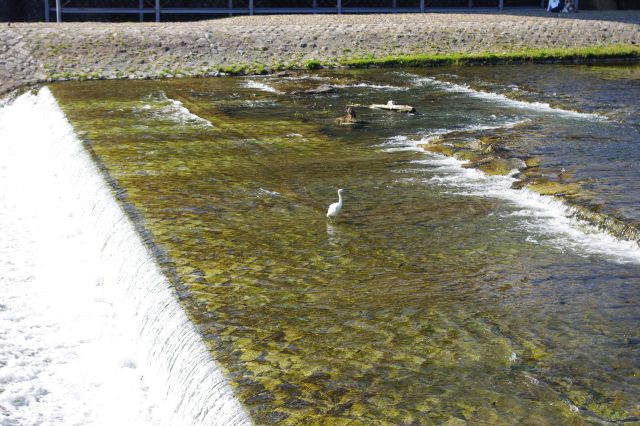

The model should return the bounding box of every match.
[0,88,250,425]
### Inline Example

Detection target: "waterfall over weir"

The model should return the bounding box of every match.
[0,88,250,425]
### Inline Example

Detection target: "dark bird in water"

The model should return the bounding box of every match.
[337,107,357,125]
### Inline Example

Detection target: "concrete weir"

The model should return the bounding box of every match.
[0,88,251,425]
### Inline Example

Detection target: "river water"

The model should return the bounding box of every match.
[14,64,640,424]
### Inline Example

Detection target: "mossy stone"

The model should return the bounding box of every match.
[527,181,581,197]
[453,150,483,162]
[521,340,547,361]
[442,417,467,426]
[586,402,629,421]
[567,389,589,407]
[477,158,522,176]
[422,144,455,157]
[524,156,542,168]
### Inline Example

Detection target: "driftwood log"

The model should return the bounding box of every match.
[349,100,416,113]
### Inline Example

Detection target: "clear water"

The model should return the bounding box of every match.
[50,64,640,424]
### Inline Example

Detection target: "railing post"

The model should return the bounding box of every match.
[420,0,425,13]
[575,0,579,10]
[313,0,317,13]
[55,0,61,22]
[228,0,232,16]
[499,0,503,10]
[337,0,341,14]
[392,0,397,9]
[155,0,160,22]
[249,0,254,15]
[139,0,144,22]
[44,0,50,22]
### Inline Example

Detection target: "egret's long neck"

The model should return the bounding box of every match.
[337,192,342,205]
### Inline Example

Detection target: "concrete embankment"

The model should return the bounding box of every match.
[1,11,639,95]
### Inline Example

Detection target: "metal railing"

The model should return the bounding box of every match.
[45,0,538,22]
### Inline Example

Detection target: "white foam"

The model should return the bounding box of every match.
[244,99,277,107]
[157,92,213,127]
[280,75,329,81]
[375,119,529,151]
[245,80,406,94]
[257,188,281,197]
[381,133,640,263]
[166,97,213,127]
[0,92,17,109]
[244,80,283,94]
[375,135,424,152]
[0,88,250,425]
[136,92,213,127]
[333,82,408,91]
[408,148,640,264]
[403,73,605,120]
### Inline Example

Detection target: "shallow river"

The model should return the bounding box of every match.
[51,64,640,424]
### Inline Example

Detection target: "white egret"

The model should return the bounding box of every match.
[326,189,344,220]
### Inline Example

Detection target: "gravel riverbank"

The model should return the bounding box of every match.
[1,11,639,95]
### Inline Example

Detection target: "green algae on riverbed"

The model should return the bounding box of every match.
[50,66,640,424]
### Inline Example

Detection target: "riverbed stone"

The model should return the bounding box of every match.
[476,158,524,175]
[524,156,542,168]
[422,143,455,157]
[527,180,581,196]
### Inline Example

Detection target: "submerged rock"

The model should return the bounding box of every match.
[453,149,484,162]
[568,389,632,422]
[422,143,454,157]
[571,205,640,242]
[290,84,334,95]
[526,180,581,196]
[463,139,482,151]
[510,179,529,190]
[524,156,542,168]
[475,158,524,176]
[586,402,630,421]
